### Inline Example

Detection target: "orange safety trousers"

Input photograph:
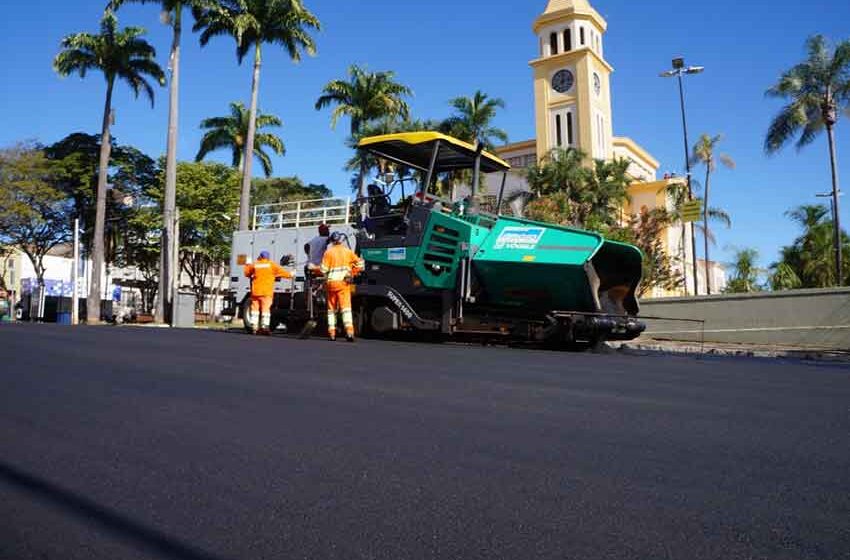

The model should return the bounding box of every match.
[326,284,354,337]
[250,295,273,331]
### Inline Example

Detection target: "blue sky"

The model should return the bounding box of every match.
[1,0,849,270]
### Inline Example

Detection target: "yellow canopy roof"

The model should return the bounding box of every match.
[358,132,511,174]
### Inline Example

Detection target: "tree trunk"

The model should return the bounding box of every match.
[703,164,712,295]
[157,4,182,324]
[358,158,368,201]
[88,77,115,325]
[239,43,262,231]
[826,122,843,286]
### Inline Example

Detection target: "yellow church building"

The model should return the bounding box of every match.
[481,0,724,296]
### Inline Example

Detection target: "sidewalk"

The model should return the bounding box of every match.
[609,337,850,363]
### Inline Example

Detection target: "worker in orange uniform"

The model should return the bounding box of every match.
[243,250,292,335]
[315,232,364,342]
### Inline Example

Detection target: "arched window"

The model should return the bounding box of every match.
[567,113,574,145]
[580,26,585,46]
[563,28,572,52]
[549,32,558,55]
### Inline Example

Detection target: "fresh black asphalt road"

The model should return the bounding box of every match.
[1,324,849,560]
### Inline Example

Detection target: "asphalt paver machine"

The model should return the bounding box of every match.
[349,132,646,348]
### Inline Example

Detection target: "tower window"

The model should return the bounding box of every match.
[555,114,563,147]
[550,33,558,55]
[564,29,572,52]
[567,113,574,145]
[580,27,585,46]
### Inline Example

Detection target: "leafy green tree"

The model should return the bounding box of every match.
[194,0,320,231]
[773,204,850,288]
[0,145,72,292]
[606,208,684,298]
[315,64,412,197]
[54,10,165,323]
[691,133,735,294]
[196,101,284,177]
[120,205,162,313]
[522,148,631,230]
[44,133,157,260]
[148,161,240,308]
[766,34,850,285]
[252,176,331,207]
[724,248,764,294]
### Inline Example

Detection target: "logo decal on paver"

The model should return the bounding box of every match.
[388,248,407,261]
[494,227,546,250]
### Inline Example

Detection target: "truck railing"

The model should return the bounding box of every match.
[252,197,353,230]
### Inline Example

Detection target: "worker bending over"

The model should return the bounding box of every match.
[315,232,364,342]
[243,250,292,335]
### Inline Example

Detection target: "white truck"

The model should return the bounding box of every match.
[226,196,357,331]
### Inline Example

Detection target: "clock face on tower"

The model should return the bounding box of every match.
[593,73,601,96]
[551,69,574,94]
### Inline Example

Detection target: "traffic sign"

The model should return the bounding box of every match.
[680,200,702,223]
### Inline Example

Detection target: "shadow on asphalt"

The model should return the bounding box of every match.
[0,460,233,560]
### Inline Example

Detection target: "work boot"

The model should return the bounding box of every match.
[346,334,355,343]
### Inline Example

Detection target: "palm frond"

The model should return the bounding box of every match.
[253,145,273,177]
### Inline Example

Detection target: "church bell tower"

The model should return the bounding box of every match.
[531,0,614,162]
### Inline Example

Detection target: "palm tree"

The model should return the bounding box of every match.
[779,204,849,287]
[196,101,284,177]
[315,64,412,198]
[725,248,763,294]
[691,133,735,294]
[769,261,802,291]
[442,91,508,150]
[343,117,437,194]
[194,0,320,230]
[110,0,213,324]
[54,10,165,324]
[437,91,508,200]
[766,34,850,286]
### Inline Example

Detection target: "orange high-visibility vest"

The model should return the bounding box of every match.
[320,244,364,290]
[244,258,292,297]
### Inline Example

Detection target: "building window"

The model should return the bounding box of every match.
[567,113,574,145]
[596,114,606,157]
[580,27,585,46]
[550,32,558,55]
[564,28,572,51]
[555,114,563,147]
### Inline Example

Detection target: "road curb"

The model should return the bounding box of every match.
[608,339,850,363]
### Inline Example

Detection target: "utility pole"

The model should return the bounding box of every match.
[72,218,80,326]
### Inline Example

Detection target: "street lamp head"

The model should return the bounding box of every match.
[659,70,677,78]
[685,66,705,74]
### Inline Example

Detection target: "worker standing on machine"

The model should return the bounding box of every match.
[244,250,292,336]
[314,232,364,342]
[303,224,330,312]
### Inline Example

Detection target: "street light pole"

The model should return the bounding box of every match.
[661,57,704,296]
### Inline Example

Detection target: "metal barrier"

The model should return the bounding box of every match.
[252,197,352,230]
